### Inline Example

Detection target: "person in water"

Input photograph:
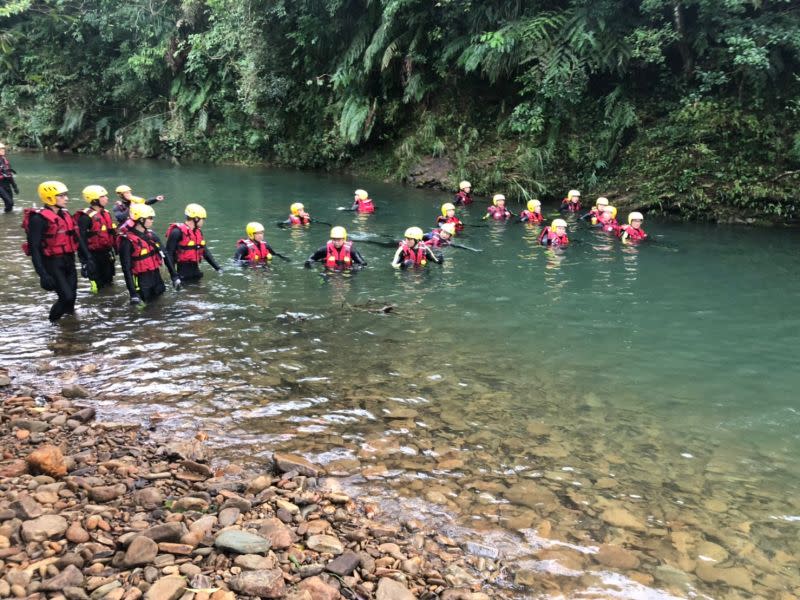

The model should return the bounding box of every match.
[284,202,312,226]
[560,189,581,213]
[304,226,367,270]
[113,184,165,224]
[75,185,117,293]
[165,203,221,282]
[351,189,375,213]
[454,180,473,206]
[519,199,544,224]
[119,204,179,305]
[0,142,19,213]
[597,205,620,235]
[24,181,92,322]
[619,212,648,243]
[235,222,280,264]
[391,227,443,269]
[538,218,569,247]
[436,203,464,232]
[484,194,512,221]
[423,222,456,247]
[580,197,609,224]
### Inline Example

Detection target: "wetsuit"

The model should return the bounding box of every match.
[165,224,221,281]
[75,207,116,290]
[112,197,161,225]
[0,155,17,213]
[560,200,581,213]
[453,191,472,206]
[118,229,176,302]
[305,243,367,270]
[27,208,91,321]
[234,239,277,263]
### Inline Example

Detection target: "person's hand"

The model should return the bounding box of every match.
[39,273,56,291]
[216,268,224,275]
[304,260,312,268]
[130,295,142,305]
[172,276,182,290]
[155,195,165,202]
[11,181,19,195]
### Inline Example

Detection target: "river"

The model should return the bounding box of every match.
[1,153,799,599]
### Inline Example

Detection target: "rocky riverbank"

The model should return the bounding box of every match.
[0,371,501,600]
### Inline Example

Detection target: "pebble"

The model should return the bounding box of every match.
[26,445,67,477]
[229,569,285,598]
[143,576,185,600]
[21,514,68,542]
[123,536,158,567]
[66,521,90,543]
[376,577,415,600]
[214,530,271,554]
[306,534,344,555]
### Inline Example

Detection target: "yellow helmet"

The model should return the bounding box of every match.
[492,194,505,205]
[568,189,581,199]
[82,185,108,203]
[404,226,424,241]
[628,211,644,224]
[330,226,347,240]
[246,221,264,239]
[354,189,368,200]
[38,181,69,206]
[441,202,455,217]
[115,184,132,195]
[527,199,541,212]
[185,203,207,219]
[603,206,618,218]
[459,180,471,190]
[596,197,609,207]
[130,203,155,222]
[440,223,456,236]
[290,202,304,215]
[552,218,567,229]
[129,196,146,205]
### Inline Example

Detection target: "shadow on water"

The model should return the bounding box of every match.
[2,154,800,598]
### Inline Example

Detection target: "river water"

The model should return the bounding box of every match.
[1,154,799,599]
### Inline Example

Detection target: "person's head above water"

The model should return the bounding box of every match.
[330,226,347,248]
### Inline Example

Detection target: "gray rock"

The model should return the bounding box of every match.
[218,507,240,527]
[10,419,50,432]
[21,514,68,542]
[214,529,271,554]
[40,564,84,591]
[376,577,415,600]
[0,375,11,386]
[220,496,252,513]
[11,495,44,519]
[172,496,209,511]
[306,534,344,555]
[71,407,96,423]
[326,550,361,576]
[273,452,324,477]
[90,581,122,600]
[61,384,89,399]
[235,554,277,570]
[63,587,90,600]
[142,522,186,543]
[229,569,285,598]
[123,536,159,567]
[133,487,164,509]
[89,484,126,503]
[143,576,185,600]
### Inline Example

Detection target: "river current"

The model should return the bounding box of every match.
[1,154,799,599]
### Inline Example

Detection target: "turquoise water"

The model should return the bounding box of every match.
[1,153,799,598]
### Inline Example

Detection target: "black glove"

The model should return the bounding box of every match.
[39,273,56,291]
[130,295,142,305]
[80,261,96,279]
[172,276,182,290]
[11,181,19,195]
[304,260,312,269]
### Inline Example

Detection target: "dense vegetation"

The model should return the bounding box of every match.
[1,0,799,221]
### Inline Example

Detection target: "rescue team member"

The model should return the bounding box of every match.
[285,202,311,225]
[619,212,648,243]
[119,204,179,305]
[597,205,620,235]
[391,227,443,269]
[538,218,569,247]
[24,181,92,322]
[423,223,456,247]
[454,180,473,206]
[165,203,221,282]
[0,142,19,213]
[580,196,609,224]
[519,199,544,224]
[351,189,375,213]
[304,226,367,270]
[113,184,165,224]
[75,185,117,293]
[234,222,281,264]
[560,189,581,213]
[484,194,512,221]
[436,203,464,232]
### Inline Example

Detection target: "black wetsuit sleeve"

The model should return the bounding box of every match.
[351,246,367,266]
[425,245,443,264]
[234,242,248,261]
[146,197,159,206]
[77,212,92,246]
[306,246,328,264]
[113,203,128,224]
[203,245,221,270]
[118,237,138,297]
[165,227,182,266]
[28,213,47,277]
[265,243,278,256]
[150,232,176,279]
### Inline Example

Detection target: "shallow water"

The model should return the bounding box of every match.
[2,153,799,598]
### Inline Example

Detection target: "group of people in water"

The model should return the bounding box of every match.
[17,175,649,322]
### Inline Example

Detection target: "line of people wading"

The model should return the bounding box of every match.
[18,177,649,323]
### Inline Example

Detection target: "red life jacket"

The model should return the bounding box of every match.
[562,199,581,212]
[424,231,448,248]
[237,239,272,262]
[21,207,79,257]
[454,191,472,205]
[620,225,648,241]
[436,215,464,232]
[325,240,352,269]
[0,156,12,180]
[125,229,163,275]
[399,241,427,265]
[355,198,375,213]
[487,205,511,221]
[115,219,134,250]
[601,219,620,235]
[289,213,311,225]
[76,207,116,251]
[520,210,543,224]
[167,223,206,263]
[538,227,569,247]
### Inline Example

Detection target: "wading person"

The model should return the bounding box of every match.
[423,223,456,248]
[436,203,464,232]
[285,202,311,226]
[351,189,375,213]
[0,142,19,213]
[113,184,165,224]
[119,204,179,305]
[75,185,116,293]
[580,197,609,225]
[165,203,221,282]
[519,199,544,224]
[23,181,92,322]
[484,194,512,221]
[619,212,648,243]
[454,180,472,206]
[304,226,367,271]
[538,218,569,247]
[391,227,443,269]
[235,222,283,264]
[560,189,582,213]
